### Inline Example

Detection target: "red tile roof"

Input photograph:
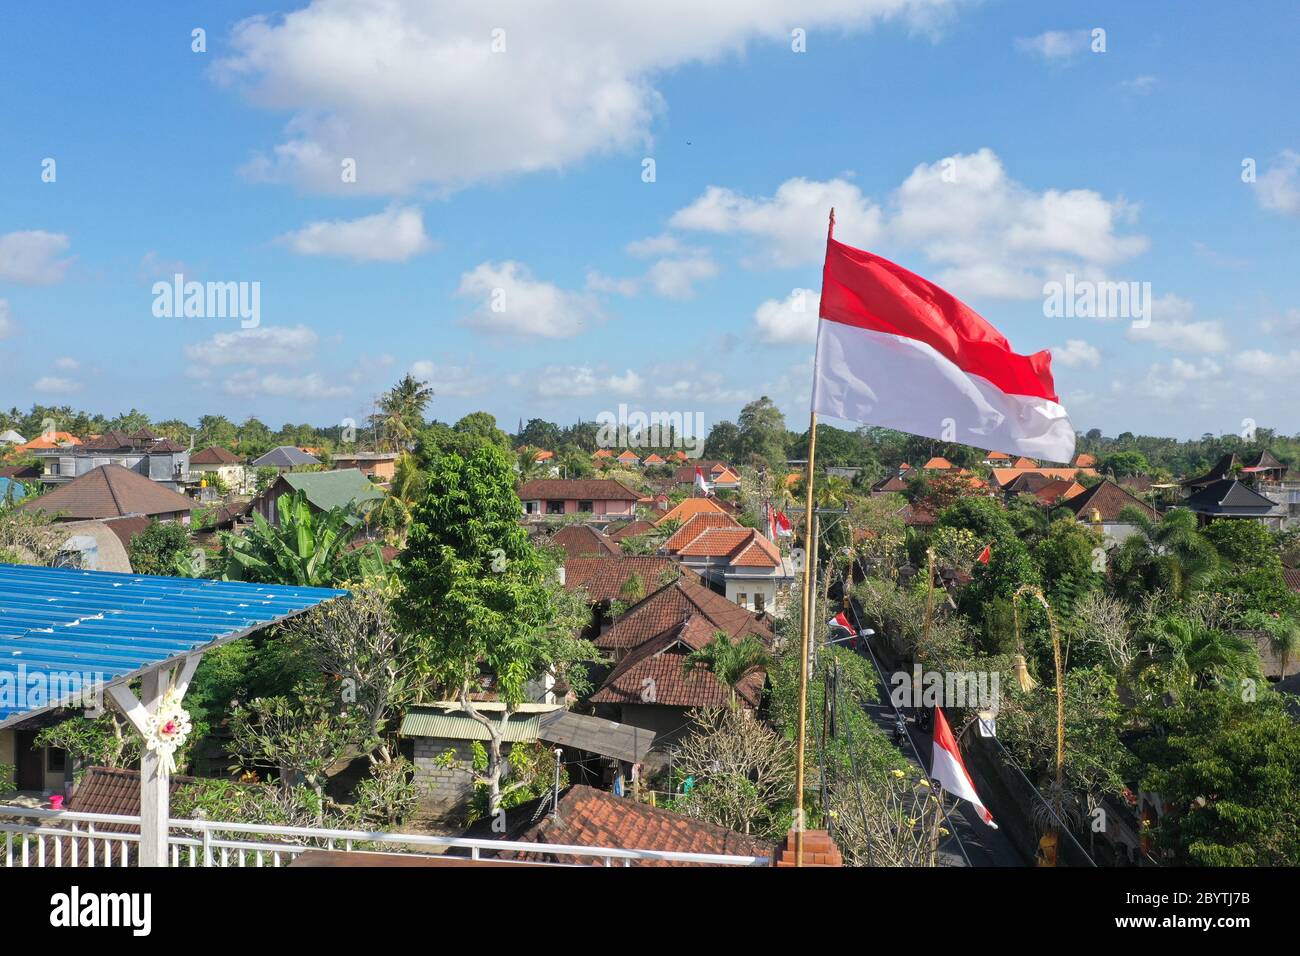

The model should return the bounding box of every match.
[1073,453,1098,468]
[564,556,687,603]
[642,453,665,465]
[1062,479,1157,523]
[548,524,621,558]
[595,575,772,652]
[608,520,656,542]
[518,478,641,501]
[656,497,728,525]
[674,527,782,568]
[19,464,196,520]
[191,445,243,465]
[662,511,743,552]
[922,456,954,470]
[505,785,771,865]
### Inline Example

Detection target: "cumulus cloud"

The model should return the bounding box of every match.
[1015,30,1090,61]
[219,369,351,400]
[185,325,320,366]
[0,301,15,340]
[1051,339,1101,368]
[644,255,719,298]
[0,230,73,285]
[1255,150,1300,216]
[1233,348,1300,378]
[1126,294,1229,354]
[216,0,959,195]
[408,359,488,397]
[516,365,644,399]
[276,206,434,261]
[754,289,821,344]
[458,261,603,339]
[34,376,79,394]
[670,177,882,267]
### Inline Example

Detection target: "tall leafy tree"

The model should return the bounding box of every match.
[377,374,434,450]
[220,491,383,586]
[1112,507,1219,603]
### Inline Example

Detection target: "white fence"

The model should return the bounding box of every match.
[0,807,769,868]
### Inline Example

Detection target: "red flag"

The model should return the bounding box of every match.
[775,510,793,537]
[693,466,711,495]
[930,706,996,828]
[813,238,1075,463]
[976,544,991,565]
[828,610,853,631]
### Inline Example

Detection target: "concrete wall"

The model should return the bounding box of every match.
[410,737,491,815]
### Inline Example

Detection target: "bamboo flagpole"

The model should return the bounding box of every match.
[793,208,834,867]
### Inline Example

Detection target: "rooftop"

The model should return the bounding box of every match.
[18,464,196,521]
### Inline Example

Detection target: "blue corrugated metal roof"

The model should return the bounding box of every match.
[0,563,346,726]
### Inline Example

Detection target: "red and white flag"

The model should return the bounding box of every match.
[813,236,1075,463]
[775,510,793,537]
[828,610,853,632]
[930,706,996,828]
[694,466,712,495]
[766,503,778,540]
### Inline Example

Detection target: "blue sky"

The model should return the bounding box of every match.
[1,0,1297,440]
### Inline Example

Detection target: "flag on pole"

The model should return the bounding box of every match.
[775,510,793,537]
[694,466,712,495]
[828,610,853,632]
[930,705,997,828]
[766,503,778,541]
[813,239,1075,463]
[976,544,992,565]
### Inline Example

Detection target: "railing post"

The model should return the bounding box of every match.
[202,825,213,867]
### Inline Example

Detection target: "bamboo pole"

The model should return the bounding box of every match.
[794,409,819,867]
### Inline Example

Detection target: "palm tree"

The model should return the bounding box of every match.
[221,490,384,587]
[683,631,771,707]
[1132,616,1258,691]
[1112,507,1219,603]
[377,374,434,451]
[373,452,426,546]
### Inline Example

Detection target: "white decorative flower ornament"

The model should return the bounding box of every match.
[144,687,192,774]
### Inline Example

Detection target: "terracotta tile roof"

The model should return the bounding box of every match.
[985,451,1011,460]
[1073,453,1098,468]
[518,478,641,502]
[504,785,772,865]
[729,532,783,568]
[68,766,194,822]
[871,475,909,494]
[592,616,765,709]
[616,450,641,463]
[662,511,742,552]
[595,575,773,652]
[1061,479,1157,523]
[642,453,665,465]
[711,466,740,483]
[898,502,937,526]
[608,520,656,541]
[533,450,554,461]
[592,449,613,459]
[1284,568,1300,593]
[191,445,243,465]
[18,464,196,520]
[656,496,727,525]
[564,556,689,603]
[922,456,954,470]
[991,466,1096,488]
[549,524,621,558]
[1033,479,1086,505]
[674,527,782,568]
[15,431,81,451]
[1012,456,1038,469]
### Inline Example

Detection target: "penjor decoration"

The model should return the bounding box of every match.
[143,687,193,774]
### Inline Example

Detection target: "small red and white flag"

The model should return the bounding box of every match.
[775,510,793,537]
[766,503,778,540]
[976,544,992,565]
[930,706,997,828]
[828,610,853,632]
[813,236,1075,463]
[694,466,712,495]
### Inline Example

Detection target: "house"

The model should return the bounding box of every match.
[18,464,196,525]
[564,555,689,617]
[248,445,321,470]
[331,451,399,482]
[655,496,728,526]
[486,784,772,866]
[1059,479,1156,544]
[672,461,733,486]
[189,445,248,493]
[990,466,1096,489]
[13,430,80,453]
[1031,478,1086,506]
[709,466,742,491]
[669,525,790,614]
[642,453,665,466]
[983,451,1011,466]
[251,468,384,524]
[518,478,640,520]
[871,474,909,494]
[591,449,614,461]
[607,519,656,542]
[661,511,743,551]
[547,523,622,559]
[594,574,773,664]
[922,456,955,471]
[27,429,191,492]
[1240,449,1288,483]
[1011,456,1038,469]
[1179,453,1235,494]
[1073,453,1098,468]
[615,450,641,468]
[1182,479,1278,526]
[591,615,767,746]
[0,429,25,445]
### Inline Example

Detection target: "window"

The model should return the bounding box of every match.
[46,748,66,774]
[546,500,565,515]
[577,500,594,513]
[753,592,766,613]
[736,593,748,608]
[524,501,538,515]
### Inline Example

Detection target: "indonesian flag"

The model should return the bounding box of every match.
[930,706,997,828]
[828,610,853,632]
[813,237,1075,464]
[694,466,712,495]
[766,503,778,540]
[976,544,991,565]
[775,510,793,537]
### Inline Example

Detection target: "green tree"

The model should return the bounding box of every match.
[1112,507,1219,603]
[394,444,597,815]
[683,632,771,706]
[127,520,193,576]
[735,396,787,471]
[220,491,383,586]
[377,374,434,450]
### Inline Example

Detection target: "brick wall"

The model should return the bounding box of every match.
[411,737,479,812]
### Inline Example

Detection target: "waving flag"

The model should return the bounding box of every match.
[775,510,793,537]
[930,706,997,828]
[693,466,712,495]
[828,610,853,632]
[813,238,1075,463]
[976,544,992,565]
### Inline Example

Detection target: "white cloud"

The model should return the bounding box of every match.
[1233,348,1300,378]
[34,376,78,394]
[1051,339,1101,368]
[754,289,821,344]
[1255,150,1300,216]
[625,235,687,258]
[1126,294,1229,354]
[1122,357,1222,402]
[408,360,488,397]
[0,301,15,340]
[519,365,644,399]
[0,230,73,285]
[216,0,959,195]
[53,357,79,371]
[276,206,434,261]
[1120,75,1158,95]
[185,325,320,367]
[644,255,719,298]
[670,177,882,267]
[1015,30,1090,61]
[458,261,603,339]
[1261,307,1300,336]
[219,369,351,400]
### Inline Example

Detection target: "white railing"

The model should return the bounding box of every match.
[0,807,768,868]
